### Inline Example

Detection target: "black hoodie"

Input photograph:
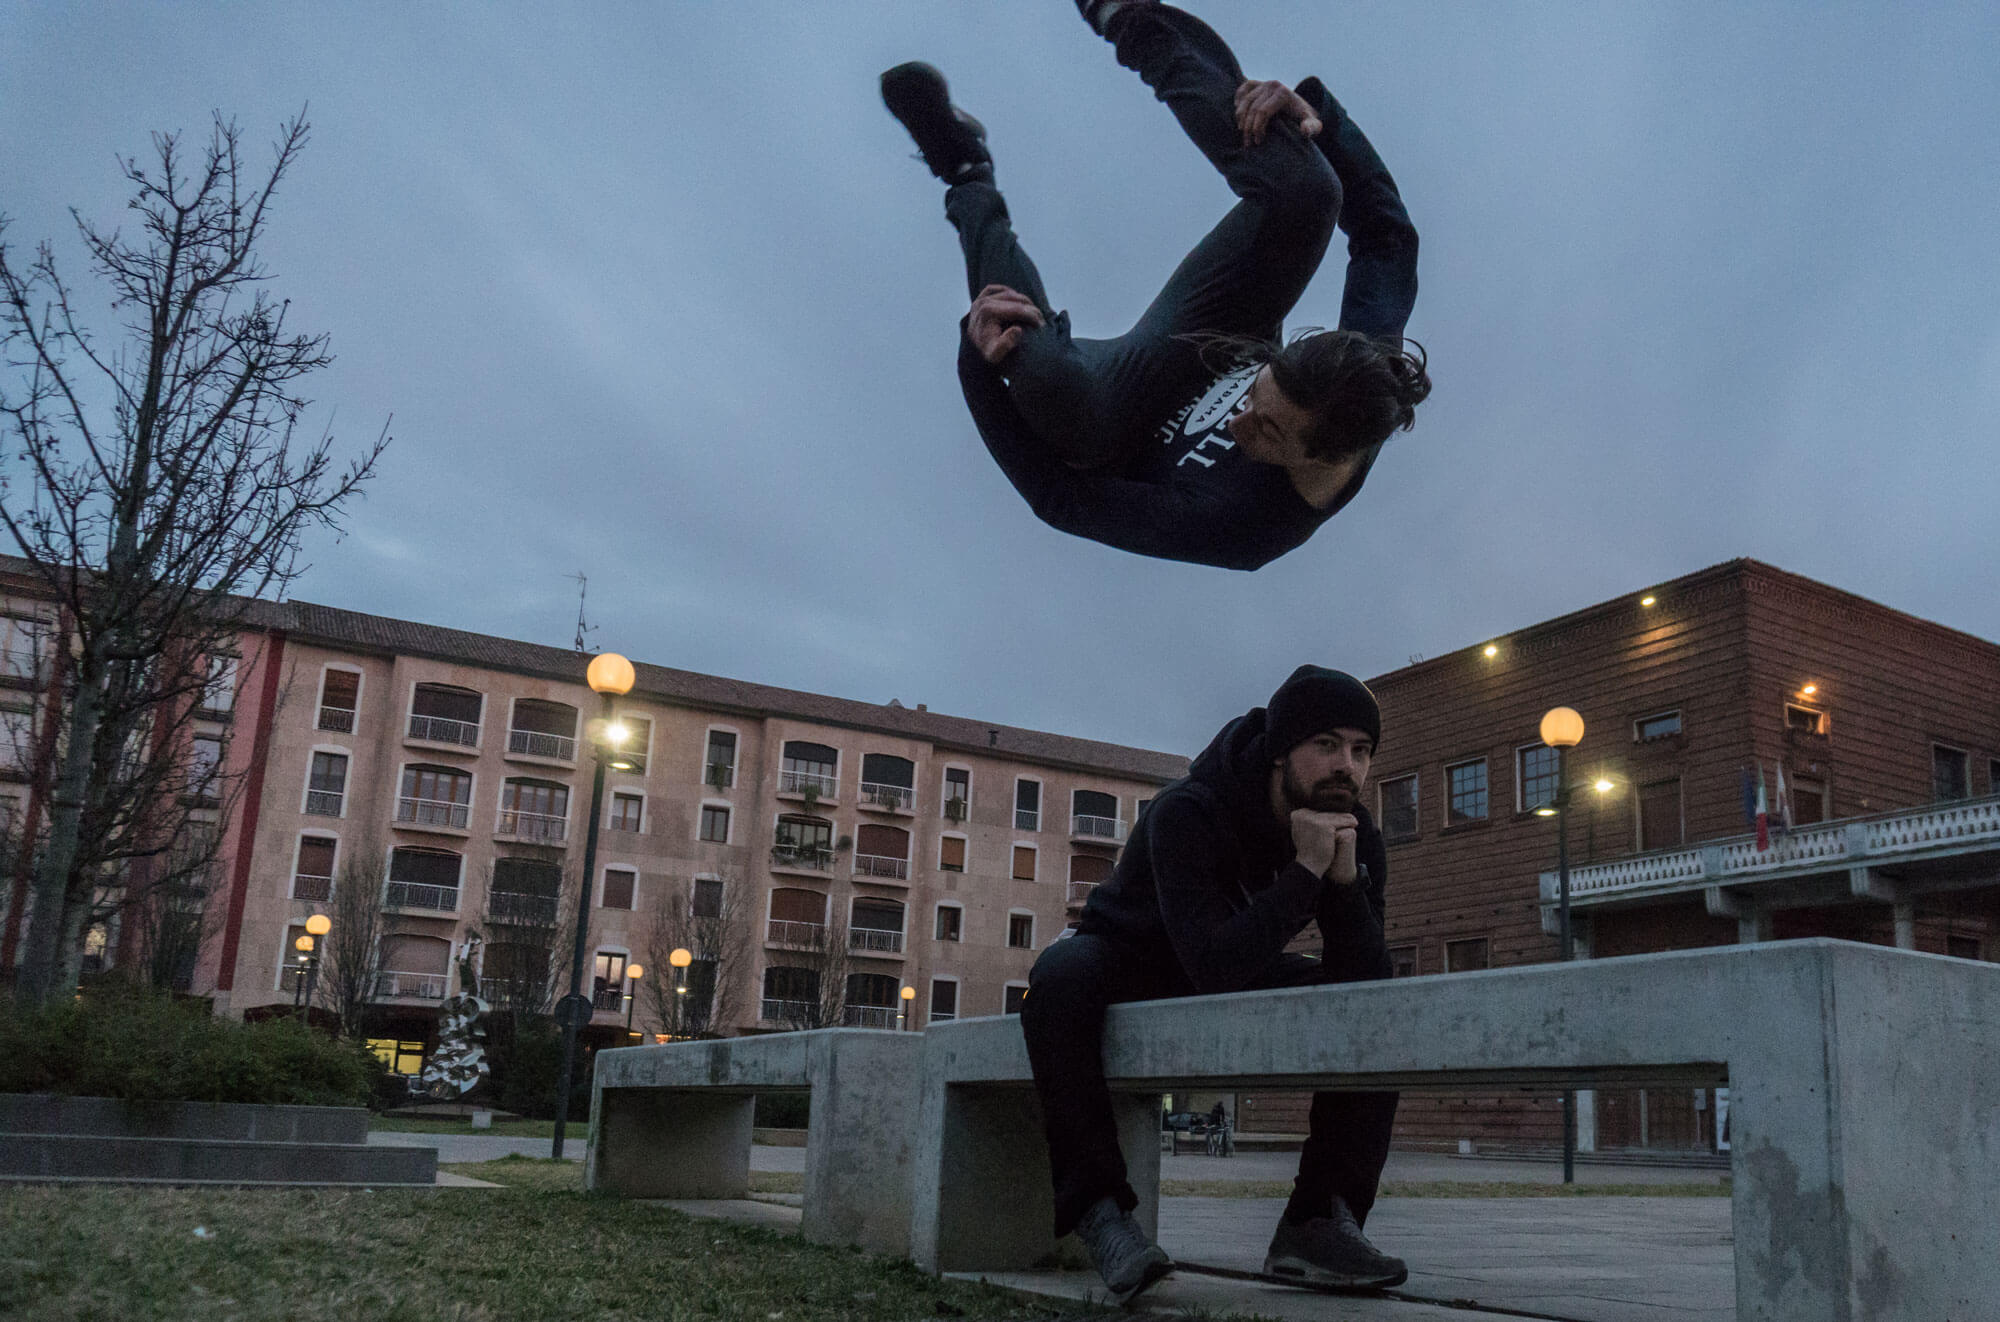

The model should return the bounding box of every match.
[1075,707,1390,994]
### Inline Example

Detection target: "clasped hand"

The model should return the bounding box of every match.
[1290,810,1360,886]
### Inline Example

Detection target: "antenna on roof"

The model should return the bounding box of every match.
[565,571,596,653]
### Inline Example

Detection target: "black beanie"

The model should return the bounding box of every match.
[1266,665,1381,760]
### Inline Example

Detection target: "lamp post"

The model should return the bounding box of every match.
[898,983,916,1031]
[669,946,693,1037]
[1538,705,1585,1184]
[552,651,635,1160]
[292,934,315,1010]
[303,913,331,1014]
[623,963,645,1037]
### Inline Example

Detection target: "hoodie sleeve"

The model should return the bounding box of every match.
[1294,78,1419,341]
[1316,812,1392,980]
[1145,790,1326,993]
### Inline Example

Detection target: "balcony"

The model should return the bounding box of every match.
[495,809,568,845]
[778,769,838,799]
[942,797,969,824]
[848,927,905,956]
[760,997,816,1024]
[304,790,344,818]
[841,1004,897,1029]
[486,890,558,925]
[506,728,577,763]
[770,845,833,873]
[294,872,334,903]
[374,970,447,1000]
[852,853,910,882]
[1067,881,1098,908]
[592,986,627,1012]
[766,919,827,948]
[1015,808,1040,832]
[317,705,356,733]
[705,762,736,790]
[1540,794,2000,932]
[406,713,480,749]
[1070,814,1127,845]
[382,881,459,914]
[397,796,470,832]
[859,782,915,814]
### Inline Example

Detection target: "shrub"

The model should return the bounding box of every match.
[486,1014,590,1121]
[754,1093,811,1130]
[0,984,380,1107]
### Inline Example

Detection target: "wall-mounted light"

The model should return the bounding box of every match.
[1482,644,1498,659]
[1801,683,1818,697]
[1640,595,1657,607]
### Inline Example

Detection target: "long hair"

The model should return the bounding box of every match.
[1185,328,1431,463]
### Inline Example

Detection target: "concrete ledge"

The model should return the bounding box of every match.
[0,1133,437,1186]
[0,1094,369,1145]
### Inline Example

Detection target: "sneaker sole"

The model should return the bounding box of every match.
[1261,1253,1408,1291]
[879,63,987,167]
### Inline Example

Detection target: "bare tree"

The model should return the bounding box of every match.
[764,906,849,1032]
[640,872,753,1038]
[314,844,388,1038]
[0,111,388,1004]
[468,848,578,1022]
[116,818,226,993]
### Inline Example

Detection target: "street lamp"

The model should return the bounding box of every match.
[552,651,635,1160]
[292,934,314,1010]
[1539,706,1585,1184]
[624,963,645,1037]
[898,983,916,1030]
[303,914,331,1013]
[669,947,693,1037]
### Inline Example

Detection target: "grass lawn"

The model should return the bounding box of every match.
[0,1158,1118,1322]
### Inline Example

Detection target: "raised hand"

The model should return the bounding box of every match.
[1289,809,1360,885]
[967,283,1045,364]
[1234,79,1322,148]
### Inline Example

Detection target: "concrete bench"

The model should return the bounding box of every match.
[908,939,1998,1322]
[587,1027,922,1256]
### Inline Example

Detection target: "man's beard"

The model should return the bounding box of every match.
[1283,765,1359,813]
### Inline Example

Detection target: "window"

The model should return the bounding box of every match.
[0,615,46,683]
[1933,745,1971,802]
[851,898,905,949]
[601,868,636,911]
[1445,937,1490,972]
[1634,710,1682,741]
[317,668,360,732]
[692,877,724,918]
[704,730,737,788]
[366,1037,427,1076]
[1007,912,1035,949]
[1014,779,1041,831]
[1388,945,1418,978]
[1638,778,1683,850]
[508,699,579,761]
[592,951,629,1008]
[1379,773,1418,839]
[773,814,833,866]
[934,904,962,942]
[1068,852,1112,905]
[201,655,237,715]
[930,978,958,1023]
[762,965,820,1021]
[498,778,567,841]
[1946,934,1982,961]
[1072,789,1120,838]
[187,735,223,798]
[294,836,336,902]
[699,804,730,842]
[408,683,482,747]
[1991,759,2000,796]
[611,792,644,832]
[306,751,348,816]
[939,834,966,872]
[1517,744,1561,812]
[385,847,461,912]
[1790,775,1827,826]
[1785,704,1827,736]
[1011,845,1037,881]
[401,764,474,829]
[613,715,651,775]
[1445,759,1487,824]
[488,857,561,924]
[943,767,970,821]
[861,753,916,810]
[0,706,35,771]
[781,741,838,796]
[1003,984,1028,1015]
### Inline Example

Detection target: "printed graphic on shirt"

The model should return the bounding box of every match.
[1157,366,1256,470]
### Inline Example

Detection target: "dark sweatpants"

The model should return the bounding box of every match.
[1022,930,1399,1238]
[943,3,1342,469]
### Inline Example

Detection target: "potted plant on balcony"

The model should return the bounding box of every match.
[945,796,968,823]
[706,761,731,790]
[800,782,822,813]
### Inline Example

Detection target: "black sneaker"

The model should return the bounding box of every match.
[880,62,992,184]
[1263,1199,1408,1290]
[1074,1196,1173,1305]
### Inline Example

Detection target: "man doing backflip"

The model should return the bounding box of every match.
[882,0,1429,571]
[1021,664,1402,1303]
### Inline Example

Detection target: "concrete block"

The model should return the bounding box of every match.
[801,1031,924,1256]
[0,1094,369,1145]
[0,1134,435,1186]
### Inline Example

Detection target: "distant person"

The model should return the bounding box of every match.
[1017,664,1402,1303]
[881,0,1427,572]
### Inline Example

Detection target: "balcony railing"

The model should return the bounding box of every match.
[383,880,458,913]
[943,796,969,822]
[317,705,356,733]
[397,796,470,830]
[779,769,838,797]
[1015,808,1040,831]
[770,845,833,871]
[1067,881,1098,907]
[842,1004,897,1029]
[375,970,447,999]
[1071,814,1127,843]
[860,782,914,812]
[853,853,910,881]
[761,997,817,1024]
[486,890,558,925]
[496,809,568,844]
[705,762,735,789]
[305,790,344,817]
[407,713,480,747]
[766,918,827,947]
[508,728,576,761]
[848,926,905,955]
[592,986,627,1011]
[294,873,334,903]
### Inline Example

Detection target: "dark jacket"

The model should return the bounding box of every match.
[1076,706,1390,994]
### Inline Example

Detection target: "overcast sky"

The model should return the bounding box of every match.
[6,2,1997,757]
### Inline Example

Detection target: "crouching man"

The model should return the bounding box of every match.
[1020,665,1403,1304]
